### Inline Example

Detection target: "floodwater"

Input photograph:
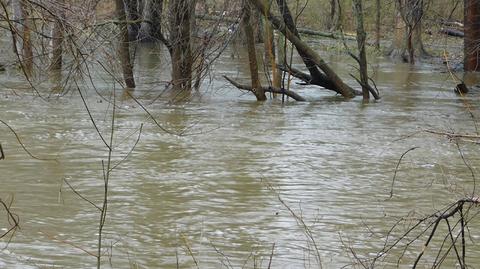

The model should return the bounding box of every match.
[1,42,480,268]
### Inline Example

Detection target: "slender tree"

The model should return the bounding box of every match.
[115,0,136,88]
[388,0,428,63]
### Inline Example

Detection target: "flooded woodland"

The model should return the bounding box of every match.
[1,0,480,268]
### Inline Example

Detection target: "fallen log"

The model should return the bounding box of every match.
[439,28,464,38]
[224,76,306,101]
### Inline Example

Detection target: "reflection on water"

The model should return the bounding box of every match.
[1,44,480,268]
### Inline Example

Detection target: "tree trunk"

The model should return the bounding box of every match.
[124,0,141,40]
[328,0,341,31]
[352,0,369,100]
[464,0,480,71]
[169,0,193,92]
[138,0,163,42]
[387,0,428,62]
[375,0,380,49]
[115,0,136,88]
[20,0,33,77]
[243,1,266,101]
[50,2,64,73]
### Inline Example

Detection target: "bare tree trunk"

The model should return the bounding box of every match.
[387,0,428,63]
[243,1,266,101]
[115,0,136,88]
[464,0,480,71]
[20,0,33,77]
[329,0,341,31]
[265,25,281,89]
[375,0,380,49]
[50,2,64,73]
[352,0,369,100]
[124,0,141,40]
[169,0,193,92]
[138,0,163,42]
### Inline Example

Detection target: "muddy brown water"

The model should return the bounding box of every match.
[1,43,480,268]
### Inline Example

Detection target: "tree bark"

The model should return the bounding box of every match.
[50,2,64,73]
[353,0,369,100]
[138,0,163,42]
[169,0,193,92]
[124,0,141,40]
[375,0,381,49]
[115,0,136,88]
[20,0,33,77]
[464,0,480,71]
[243,1,266,101]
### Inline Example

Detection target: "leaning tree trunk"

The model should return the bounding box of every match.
[115,0,136,88]
[243,1,266,101]
[169,0,193,92]
[265,0,356,98]
[464,0,480,71]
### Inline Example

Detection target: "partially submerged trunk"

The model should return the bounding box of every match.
[243,1,266,101]
[464,0,480,71]
[352,0,380,100]
[115,0,136,88]
[169,0,193,92]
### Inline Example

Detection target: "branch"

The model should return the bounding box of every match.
[224,76,306,101]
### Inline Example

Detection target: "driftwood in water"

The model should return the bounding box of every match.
[439,28,464,38]
[224,76,306,101]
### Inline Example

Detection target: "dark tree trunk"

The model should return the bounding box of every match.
[124,0,141,40]
[243,1,266,101]
[138,0,163,42]
[115,0,136,88]
[464,0,480,71]
[353,0,369,100]
[169,0,193,92]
